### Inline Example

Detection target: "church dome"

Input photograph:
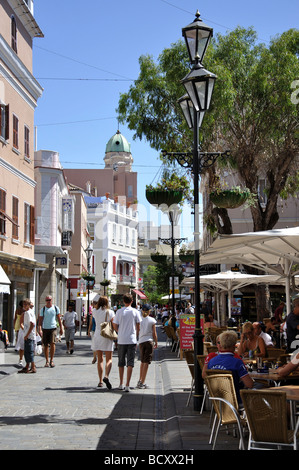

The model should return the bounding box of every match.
[105,130,131,153]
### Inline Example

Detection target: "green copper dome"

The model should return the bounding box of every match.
[105,130,131,153]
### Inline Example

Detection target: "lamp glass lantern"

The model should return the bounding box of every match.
[182,11,213,64]
[102,259,108,271]
[85,243,93,271]
[181,64,216,112]
[178,94,205,129]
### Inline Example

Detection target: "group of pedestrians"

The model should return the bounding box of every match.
[89,293,158,392]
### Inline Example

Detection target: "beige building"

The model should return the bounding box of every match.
[0,0,43,340]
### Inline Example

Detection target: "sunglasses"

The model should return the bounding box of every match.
[46,299,52,302]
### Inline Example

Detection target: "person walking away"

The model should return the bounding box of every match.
[63,304,79,354]
[88,300,98,364]
[286,297,299,353]
[18,299,36,374]
[112,293,141,392]
[13,301,24,345]
[92,296,115,389]
[38,296,63,368]
[137,304,157,389]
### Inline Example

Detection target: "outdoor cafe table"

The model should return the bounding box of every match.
[268,385,299,429]
[249,370,299,387]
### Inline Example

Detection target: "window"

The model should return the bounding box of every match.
[128,184,133,198]
[12,196,18,239]
[119,226,123,245]
[0,189,6,235]
[0,104,9,141]
[126,227,130,246]
[24,126,30,159]
[112,223,116,243]
[24,203,34,244]
[113,256,116,275]
[13,115,18,149]
[11,16,17,53]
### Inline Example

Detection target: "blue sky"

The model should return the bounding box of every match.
[32,0,299,241]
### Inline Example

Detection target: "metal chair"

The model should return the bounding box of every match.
[240,389,299,450]
[205,373,247,450]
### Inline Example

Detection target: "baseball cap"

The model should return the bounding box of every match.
[142,304,151,311]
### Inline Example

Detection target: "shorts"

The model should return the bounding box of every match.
[139,341,154,364]
[118,344,136,368]
[42,328,57,346]
[65,327,75,342]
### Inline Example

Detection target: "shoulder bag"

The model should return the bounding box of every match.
[100,310,117,340]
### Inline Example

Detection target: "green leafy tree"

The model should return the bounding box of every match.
[117,27,299,233]
[118,27,299,320]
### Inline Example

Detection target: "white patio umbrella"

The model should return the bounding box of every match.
[182,271,281,319]
[200,226,299,315]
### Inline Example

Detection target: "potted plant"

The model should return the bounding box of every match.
[151,253,168,264]
[100,279,111,287]
[209,186,251,209]
[146,170,190,207]
[81,272,96,282]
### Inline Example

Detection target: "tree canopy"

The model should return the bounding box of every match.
[117,27,299,233]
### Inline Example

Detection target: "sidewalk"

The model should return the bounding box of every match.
[0,326,243,452]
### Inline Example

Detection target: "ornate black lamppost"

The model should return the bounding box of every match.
[159,209,186,322]
[163,11,229,411]
[85,242,93,334]
[102,259,108,295]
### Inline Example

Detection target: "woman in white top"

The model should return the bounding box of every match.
[137,304,158,389]
[92,296,115,389]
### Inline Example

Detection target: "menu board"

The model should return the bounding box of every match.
[179,314,196,350]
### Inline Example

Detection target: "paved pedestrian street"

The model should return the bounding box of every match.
[0,327,242,454]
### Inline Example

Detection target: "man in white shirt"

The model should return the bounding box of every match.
[63,304,79,354]
[112,293,141,392]
[18,298,36,374]
[253,322,274,347]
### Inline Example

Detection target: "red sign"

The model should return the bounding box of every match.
[179,314,196,350]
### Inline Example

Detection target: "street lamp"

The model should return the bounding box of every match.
[163,12,229,411]
[102,259,108,295]
[159,209,186,326]
[85,242,93,334]
[182,10,213,65]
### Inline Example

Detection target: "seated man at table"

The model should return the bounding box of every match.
[207,330,254,406]
[253,321,274,348]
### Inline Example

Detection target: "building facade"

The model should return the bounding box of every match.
[0,0,43,340]
[34,150,75,314]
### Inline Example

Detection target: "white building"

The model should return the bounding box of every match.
[34,149,75,312]
[85,196,138,303]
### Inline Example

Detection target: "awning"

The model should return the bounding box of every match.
[132,289,147,299]
[0,265,10,294]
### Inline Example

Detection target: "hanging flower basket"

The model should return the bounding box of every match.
[151,253,168,264]
[100,279,111,287]
[81,273,96,282]
[209,188,250,209]
[146,189,183,207]
[179,254,194,263]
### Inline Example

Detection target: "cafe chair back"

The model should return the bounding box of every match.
[205,373,246,450]
[240,389,299,450]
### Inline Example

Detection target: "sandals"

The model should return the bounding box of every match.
[97,382,104,388]
[45,361,55,368]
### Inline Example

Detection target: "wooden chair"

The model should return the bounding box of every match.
[266,348,287,362]
[163,325,173,348]
[183,350,194,406]
[207,345,218,354]
[205,373,247,450]
[240,389,299,450]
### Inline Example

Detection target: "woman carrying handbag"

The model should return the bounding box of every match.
[92,296,115,389]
